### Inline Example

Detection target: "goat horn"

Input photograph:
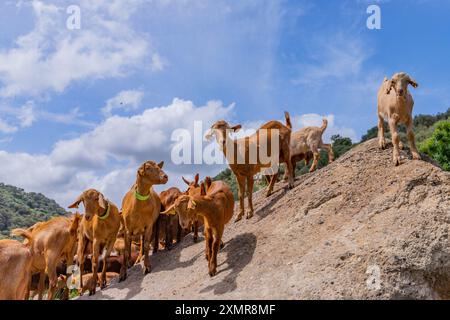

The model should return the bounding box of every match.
[161,204,177,216]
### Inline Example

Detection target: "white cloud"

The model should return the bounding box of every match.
[292,34,370,86]
[101,90,145,116]
[0,119,17,134]
[150,53,167,72]
[292,113,358,142]
[17,101,36,128]
[0,98,233,206]
[0,101,93,131]
[0,0,152,97]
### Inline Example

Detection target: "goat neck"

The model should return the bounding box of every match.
[135,175,153,198]
[191,196,216,219]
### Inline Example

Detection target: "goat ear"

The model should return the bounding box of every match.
[157,161,164,169]
[161,204,176,216]
[205,129,214,141]
[70,213,81,235]
[386,79,394,94]
[138,163,146,176]
[231,124,242,132]
[205,176,212,189]
[98,193,106,210]
[200,183,206,196]
[194,173,199,186]
[68,194,83,209]
[187,197,197,210]
[408,77,418,88]
[182,176,190,186]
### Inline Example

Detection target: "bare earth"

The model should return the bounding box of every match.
[81,139,450,300]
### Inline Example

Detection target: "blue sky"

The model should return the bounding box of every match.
[0,0,449,207]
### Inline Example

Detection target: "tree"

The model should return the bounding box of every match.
[419,121,450,171]
[331,135,353,159]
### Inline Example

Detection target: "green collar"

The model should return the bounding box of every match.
[135,190,150,201]
[98,202,110,220]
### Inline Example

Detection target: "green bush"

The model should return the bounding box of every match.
[419,121,450,171]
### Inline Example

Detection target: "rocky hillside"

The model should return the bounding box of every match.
[0,183,67,239]
[83,139,450,300]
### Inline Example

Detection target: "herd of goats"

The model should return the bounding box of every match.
[0,72,422,300]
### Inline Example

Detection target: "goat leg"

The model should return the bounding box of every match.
[90,240,100,295]
[406,118,421,160]
[234,175,246,222]
[119,233,130,282]
[378,114,386,149]
[100,242,114,289]
[266,173,277,197]
[142,229,152,275]
[209,236,221,277]
[389,116,401,166]
[152,216,160,254]
[246,176,254,219]
[193,220,199,243]
[37,271,45,300]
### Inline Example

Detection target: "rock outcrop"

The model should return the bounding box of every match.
[82,139,450,300]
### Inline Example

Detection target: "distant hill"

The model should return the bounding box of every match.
[0,183,67,239]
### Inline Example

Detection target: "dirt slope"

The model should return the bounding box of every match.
[82,139,450,300]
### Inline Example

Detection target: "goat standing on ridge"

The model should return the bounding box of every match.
[377,72,421,165]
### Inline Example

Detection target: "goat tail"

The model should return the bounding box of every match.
[11,228,33,241]
[284,111,292,130]
[320,118,328,133]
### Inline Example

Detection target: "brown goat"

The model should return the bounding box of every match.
[378,72,421,165]
[11,214,80,300]
[206,112,293,222]
[68,189,121,296]
[119,160,168,281]
[182,174,205,242]
[162,178,234,276]
[289,118,334,173]
[0,239,32,300]
[154,187,183,252]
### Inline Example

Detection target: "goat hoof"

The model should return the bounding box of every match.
[209,269,217,277]
[220,241,224,249]
[143,266,151,275]
[119,272,127,282]
[246,212,254,219]
[393,157,401,166]
[193,237,198,243]
[234,215,243,223]
[412,152,421,160]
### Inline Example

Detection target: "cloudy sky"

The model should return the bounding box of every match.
[0,0,449,207]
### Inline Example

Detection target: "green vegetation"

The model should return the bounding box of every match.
[419,121,450,171]
[0,183,67,239]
